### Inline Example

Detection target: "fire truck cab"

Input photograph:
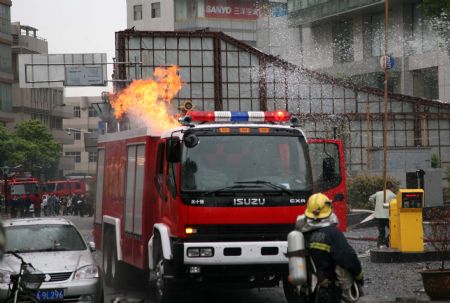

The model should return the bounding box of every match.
[93,110,346,302]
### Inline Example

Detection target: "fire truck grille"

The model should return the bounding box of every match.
[186,224,294,242]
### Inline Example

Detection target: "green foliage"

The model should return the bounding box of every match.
[445,166,450,203]
[347,175,400,210]
[431,154,442,168]
[0,120,62,175]
[421,0,450,56]
[421,0,450,18]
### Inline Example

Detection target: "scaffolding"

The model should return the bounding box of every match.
[115,30,450,172]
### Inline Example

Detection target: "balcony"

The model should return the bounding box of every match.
[51,129,74,145]
[288,0,384,26]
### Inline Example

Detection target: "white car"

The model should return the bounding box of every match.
[0,217,103,302]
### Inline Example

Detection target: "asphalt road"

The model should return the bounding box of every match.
[69,215,438,303]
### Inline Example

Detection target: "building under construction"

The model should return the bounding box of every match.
[113,30,450,186]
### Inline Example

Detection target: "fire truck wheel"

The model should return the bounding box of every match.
[151,235,176,303]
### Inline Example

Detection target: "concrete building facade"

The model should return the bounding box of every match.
[275,0,450,101]
[0,0,13,126]
[63,96,101,178]
[126,0,262,45]
[10,22,73,144]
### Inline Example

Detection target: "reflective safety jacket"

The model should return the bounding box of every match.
[305,225,363,283]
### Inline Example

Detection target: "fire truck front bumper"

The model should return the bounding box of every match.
[183,241,288,265]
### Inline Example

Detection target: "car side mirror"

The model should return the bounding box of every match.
[166,138,181,163]
[88,241,96,252]
[184,134,199,148]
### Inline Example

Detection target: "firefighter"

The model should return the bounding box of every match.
[300,193,364,303]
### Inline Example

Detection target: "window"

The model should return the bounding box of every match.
[125,146,137,233]
[89,151,97,162]
[66,151,81,163]
[166,162,177,198]
[309,142,341,192]
[124,144,146,235]
[5,225,86,252]
[88,106,98,117]
[411,4,438,54]
[371,13,394,57]
[413,67,439,100]
[155,143,165,195]
[74,106,80,118]
[74,131,81,140]
[134,145,145,235]
[133,5,143,20]
[332,19,353,64]
[152,2,161,18]
[95,149,105,224]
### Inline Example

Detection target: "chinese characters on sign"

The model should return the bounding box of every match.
[205,0,259,20]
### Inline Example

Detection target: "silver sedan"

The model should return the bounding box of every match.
[0,217,103,302]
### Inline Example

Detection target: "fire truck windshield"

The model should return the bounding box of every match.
[181,134,312,193]
[46,183,56,191]
[11,183,39,195]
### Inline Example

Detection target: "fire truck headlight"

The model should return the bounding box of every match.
[185,227,197,235]
[187,248,200,257]
[200,247,214,257]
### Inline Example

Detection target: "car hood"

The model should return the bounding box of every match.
[0,250,94,273]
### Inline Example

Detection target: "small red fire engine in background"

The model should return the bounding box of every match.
[0,177,41,199]
[44,179,87,197]
[93,110,346,302]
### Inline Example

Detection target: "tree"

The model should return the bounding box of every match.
[0,120,62,177]
[421,0,450,56]
[14,120,62,175]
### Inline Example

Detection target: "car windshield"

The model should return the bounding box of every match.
[5,224,87,252]
[181,134,312,192]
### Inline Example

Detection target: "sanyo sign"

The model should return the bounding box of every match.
[205,5,232,15]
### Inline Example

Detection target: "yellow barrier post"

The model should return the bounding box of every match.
[396,189,424,252]
[389,198,399,249]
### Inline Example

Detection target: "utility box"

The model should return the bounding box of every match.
[389,189,424,253]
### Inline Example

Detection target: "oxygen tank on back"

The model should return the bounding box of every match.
[287,230,307,286]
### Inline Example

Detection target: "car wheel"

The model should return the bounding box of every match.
[102,232,112,286]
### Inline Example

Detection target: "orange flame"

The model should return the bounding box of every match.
[110,65,183,133]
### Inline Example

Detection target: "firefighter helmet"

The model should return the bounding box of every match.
[305,193,332,219]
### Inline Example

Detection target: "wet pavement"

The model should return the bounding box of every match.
[68,215,443,302]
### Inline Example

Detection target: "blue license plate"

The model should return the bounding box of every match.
[36,289,64,301]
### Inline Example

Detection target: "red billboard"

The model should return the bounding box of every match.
[205,0,259,20]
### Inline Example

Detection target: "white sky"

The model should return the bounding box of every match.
[11,0,127,97]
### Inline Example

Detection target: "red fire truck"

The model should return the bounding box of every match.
[1,177,41,199]
[93,110,346,302]
[44,179,87,197]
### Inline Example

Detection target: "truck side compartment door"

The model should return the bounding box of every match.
[309,139,347,230]
[154,142,167,220]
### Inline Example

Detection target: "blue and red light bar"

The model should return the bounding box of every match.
[187,110,292,123]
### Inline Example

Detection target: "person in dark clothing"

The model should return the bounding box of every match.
[296,193,364,303]
[31,193,41,217]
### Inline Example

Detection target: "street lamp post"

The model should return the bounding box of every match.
[1,166,10,214]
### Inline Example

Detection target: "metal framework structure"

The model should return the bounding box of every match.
[115,30,450,172]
